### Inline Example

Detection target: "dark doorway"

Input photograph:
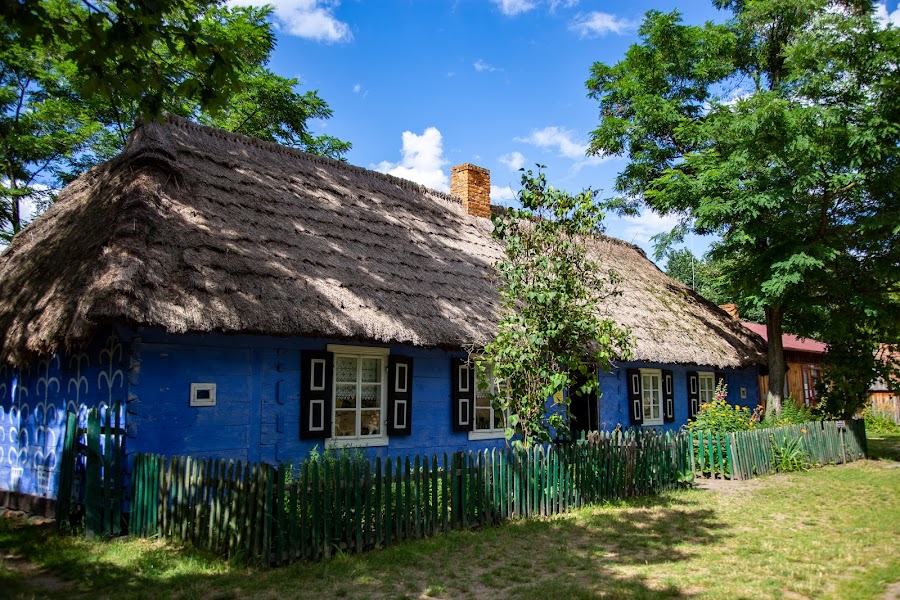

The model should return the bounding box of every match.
[569,367,598,439]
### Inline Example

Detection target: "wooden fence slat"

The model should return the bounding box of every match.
[299,463,307,561]
[384,458,392,547]
[374,457,382,547]
[354,459,363,554]
[364,460,373,550]
[85,409,102,536]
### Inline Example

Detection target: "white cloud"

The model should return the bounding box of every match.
[491,0,537,16]
[491,185,517,202]
[374,127,449,192]
[570,11,635,37]
[550,0,579,11]
[352,83,361,93]
[228,0,352,42]
[499,151,526,171]
[617,211,680,247]
[515,126,611,172]
[515,126,587,160]
[875,2,900,27]
[474,59,501,73]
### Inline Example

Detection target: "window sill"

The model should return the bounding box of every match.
[468,430,505,441]
[641,421,664,428]
[326,437,389,449]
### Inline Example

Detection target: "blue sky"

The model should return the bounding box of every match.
[233,0,900,263]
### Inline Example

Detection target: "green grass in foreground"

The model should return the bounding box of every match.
[1,438,898,600]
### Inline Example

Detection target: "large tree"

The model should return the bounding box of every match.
[586,0,900,416]
[1,0,350,241]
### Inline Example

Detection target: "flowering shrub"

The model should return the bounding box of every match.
[686,380,755,434]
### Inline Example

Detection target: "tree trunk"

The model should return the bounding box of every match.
[765,304,786,418]
[11,196,20,234]
[8,176,21,235]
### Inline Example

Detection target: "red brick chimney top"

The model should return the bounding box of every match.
[450,163,491,219]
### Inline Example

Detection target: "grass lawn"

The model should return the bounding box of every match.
[2,435,898,600]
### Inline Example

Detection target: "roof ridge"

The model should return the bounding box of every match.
[144,114,464,207]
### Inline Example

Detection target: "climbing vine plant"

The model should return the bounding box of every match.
[480,167,632,448]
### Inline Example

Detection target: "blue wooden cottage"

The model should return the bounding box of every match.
[0,116,765,507]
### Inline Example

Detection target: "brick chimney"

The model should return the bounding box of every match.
[450,163,491,219]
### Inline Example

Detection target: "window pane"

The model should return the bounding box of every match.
[475,395,491,407]
[335,384,357,408]
[361,409,381,436]
[360,384,380,408]
[336,357,357,383]
[642,372,661,423]
[335,410,356,437]
[361,357,381,383]
[475,408,492,431]
[493,409,504,430]
[699,374,715,404]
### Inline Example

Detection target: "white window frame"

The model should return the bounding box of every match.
[190,383,217,407]
[469,365,506,441]
[326,345,389,448]
[698,371,716,407]
[640,369,663,427]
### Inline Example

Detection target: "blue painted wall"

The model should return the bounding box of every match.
[2,325,761,503]
[127,328,506,464]
[598,361,759,431]
[0,332,128,498]
[129,329,760,461]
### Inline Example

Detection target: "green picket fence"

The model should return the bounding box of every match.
[689,430,734,479]
[728,420,867,480]
[130,430,688,565]
[689,420,867,481]
[56,403,126,536]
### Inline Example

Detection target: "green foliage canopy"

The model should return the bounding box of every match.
[586,0,900,415]
[1,0,350,241]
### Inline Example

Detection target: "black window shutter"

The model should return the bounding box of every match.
[387,356,413,436]
[300,350,333,439]
[662,369,675,423]
[626,368,643,425]
[451,358,474,432]
[686,370,699,419]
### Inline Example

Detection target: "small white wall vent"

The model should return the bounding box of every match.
[190,383,217,407]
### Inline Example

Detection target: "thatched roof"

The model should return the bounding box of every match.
[0,116,765,368]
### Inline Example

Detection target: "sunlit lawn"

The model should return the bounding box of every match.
[2,434,898,599]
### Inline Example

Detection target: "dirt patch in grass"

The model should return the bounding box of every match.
[692,476,762,494]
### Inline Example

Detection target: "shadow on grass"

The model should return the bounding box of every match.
[0,492,728,599]
[483,494,725,599]
[867,433,900,462]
